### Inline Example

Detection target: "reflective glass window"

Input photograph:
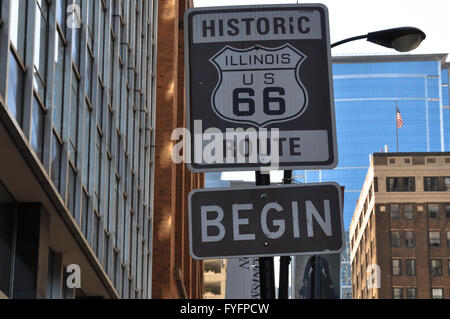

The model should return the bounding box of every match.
[7,51,25,125]
[31,96,45,161]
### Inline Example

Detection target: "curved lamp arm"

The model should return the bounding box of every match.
[331,27,426,52]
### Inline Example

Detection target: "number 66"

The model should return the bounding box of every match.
[232,87,286,116]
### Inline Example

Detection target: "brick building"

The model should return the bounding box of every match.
[151,0,204,299]
[203,259,227,299]
[350,152,450,299]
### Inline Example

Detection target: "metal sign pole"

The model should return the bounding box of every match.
[255,171,275,299]
[278,170,292,299]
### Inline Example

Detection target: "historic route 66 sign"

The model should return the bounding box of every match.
[185,4,338,172]
[210,44,308,126]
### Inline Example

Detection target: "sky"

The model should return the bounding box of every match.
[194,0,450,184]
[193,0,450,289]
[194,0,450,60]
[191,0,450,287]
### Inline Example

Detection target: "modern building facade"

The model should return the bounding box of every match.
[203,259,227,299]
[350,152,450,299]
[294,54,450,230]
[0,0,202,299]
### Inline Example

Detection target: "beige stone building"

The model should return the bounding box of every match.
[350,152,450,299]
[203,259,227,299]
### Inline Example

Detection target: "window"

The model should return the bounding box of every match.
[86,48,94,102]
[386,177,415,192]
[94,131,102,213]
[53,30,66,137]
[403,204,413,219]
[99,2,107,81]
[392,259,402,275]
[87,0,95,47]
[427,204,439,218]
[406,288,417,299]
[431,288,443,299]
[374,177,378,192]
[392,288,403,299]
[424,177,450,191]
[447,231,450,247]
[31,95,46,161]
[93,212,100,256]
[406,259,416,276]
[67,165,77,215]
[69,72,80,165]
[51,133,62,191]
[7,50,25,125]
[387,177,398,192]
[405,231,415,248]
[445,177,450,191]
[34,0,49,101]
[9,0,27,59]
[429,231,441,247]
[448,259,450,276]
[107,108,113,151]
[446,205,450,218]
[56,0,67,36]
[430,259,442,277]
[402,177,415,191]
[390,204,400,218]
[82,104,92,189]
[97,83,104,129]
[391,231,401,247]
[81,190,89,237]
[71,9,81,71]
[424,177,439,191]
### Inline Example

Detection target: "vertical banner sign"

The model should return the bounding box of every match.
[225,257,260,299]
[185,4,337,171]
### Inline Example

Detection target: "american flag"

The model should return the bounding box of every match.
[396,107,404,128]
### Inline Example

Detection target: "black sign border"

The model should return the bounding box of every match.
[188,182,345,260]
[184,4,338,172]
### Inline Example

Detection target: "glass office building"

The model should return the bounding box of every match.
[340,231,352,299]
[294,54,450,230]
[0,0,157,298]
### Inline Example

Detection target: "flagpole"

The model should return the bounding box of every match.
[396,100,399,152]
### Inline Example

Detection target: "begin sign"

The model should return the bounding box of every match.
[188,183,344,259]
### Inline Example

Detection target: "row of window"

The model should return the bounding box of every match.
[390,230,450,248]
[2,0,158,299]
[388,203,450,219]
[354,284,447,299]
[383,176,450,192]
[392,287,446,299]
[353,205,450,257]
[353,202,450,250]
[391,258,450,277]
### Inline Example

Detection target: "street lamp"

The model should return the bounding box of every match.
[331,27,426,52]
